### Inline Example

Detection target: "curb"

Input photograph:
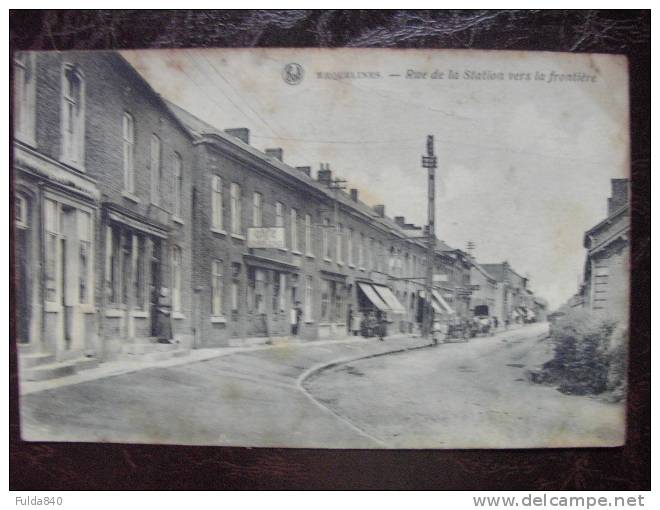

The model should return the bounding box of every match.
[295,339,436,448]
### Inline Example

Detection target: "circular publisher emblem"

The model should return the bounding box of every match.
[282,63,304,85]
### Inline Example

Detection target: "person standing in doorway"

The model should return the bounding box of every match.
[350,310,361,337]
[291,301,303,337]
[156,287,173,344]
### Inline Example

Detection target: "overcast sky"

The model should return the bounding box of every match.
[122,48,629,310]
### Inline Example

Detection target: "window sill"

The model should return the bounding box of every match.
[172,215,184,225]
[291,250,303,256]
[306,253,315,259]
[348,264,356,269]
[211,227,227,236]
[304,320,314,324]
[105,308,124,318]
[231,233,246,241]
[122,191,141,204]
[172,312,185,320]
[323,257,332,263]
[210,316,227,324]
[277,247,289,253]
[359,267,366,272]
[132,310,149,318]
[80,304,96,314]
[337,261,344,267]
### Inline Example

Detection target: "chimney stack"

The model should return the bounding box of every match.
[265,148,283,162]
[224,128,250,145]
[317,163,332,186]
[373,204,385,217]
[394,216,405,227]
[296,166,311,176]
[350,188,359,202]
[607,178,629,215]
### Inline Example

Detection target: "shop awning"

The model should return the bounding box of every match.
[418,291,442,313]
[372,285,407,314]
[357,282,390,312]
[432,290,456,315]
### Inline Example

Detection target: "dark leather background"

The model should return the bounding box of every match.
[9,10,650,490]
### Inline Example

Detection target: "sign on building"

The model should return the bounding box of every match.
[433,273,448,282]
[247,227,286,249]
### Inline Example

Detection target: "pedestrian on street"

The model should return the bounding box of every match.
[156,287,173,344]
[376,310,386,341]
[290,301,303,336]
[350,310,361,336]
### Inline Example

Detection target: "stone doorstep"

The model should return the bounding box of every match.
[21,356,100,382]
[18,352,56,369]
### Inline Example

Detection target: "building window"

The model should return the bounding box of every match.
[172,246,182,313]
[211,175,223,230]
[252,192,263,227]
[134,235,146,310]
[275,202,284,227]
[14,53,36,144]
[105,224,121,305]
[358,233,364,268]
[15,195,28,228]
[304,275,313,322]
[230,182,242,235]
[173,152,183,218]
[272,271,281,312]
[150,134,161,205]
[61,64,85,167]
[323,218,331,260]
[321,279,330,321]
[347,228,354,266]
[334,283,343,322]
[121,234,132,305]
[78,210,92,304]
[44,199,60,302]
[305,214,312,256]
[336,223,343,264]
[212,259,224,316]
[290,208,299,252]
[122,112,135,193]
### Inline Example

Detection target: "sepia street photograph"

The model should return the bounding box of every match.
[12,47,630,449]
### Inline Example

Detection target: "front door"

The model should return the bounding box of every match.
[150,240,161,337]
[15,222,30,343]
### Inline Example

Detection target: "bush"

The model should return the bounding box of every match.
[540,308,622,396]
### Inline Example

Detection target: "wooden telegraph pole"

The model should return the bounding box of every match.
[422,135,437,342]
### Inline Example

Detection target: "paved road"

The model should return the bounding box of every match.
[20,336,429,448]
[21,323,624,448]
[305,322,626,448]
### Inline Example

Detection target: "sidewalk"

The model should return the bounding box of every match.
[19,332,430,396]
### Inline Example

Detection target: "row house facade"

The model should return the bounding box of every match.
[580,179,630,324]
[14,51,493,368]
[166,102,440,346]
[13,51,195,368]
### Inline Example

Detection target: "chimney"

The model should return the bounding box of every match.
[607,178,629,215]
[350,188,359,202]
[394,216,405,227]
[317,163,332,186]
[373,204,385,217]
[296,166,311,176]
[224,128,250,145]
[265,148,283,162]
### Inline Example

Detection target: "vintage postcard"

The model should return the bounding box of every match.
[13,48,629,448]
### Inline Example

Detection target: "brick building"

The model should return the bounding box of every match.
[13,51,195,375]
[581,179,630,324]
[480,261,531,324]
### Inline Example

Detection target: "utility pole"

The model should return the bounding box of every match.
[422,135,437,342]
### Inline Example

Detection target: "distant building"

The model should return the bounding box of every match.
[480,261,532,324]
[468,260,498,318]
[580,179,630,324]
